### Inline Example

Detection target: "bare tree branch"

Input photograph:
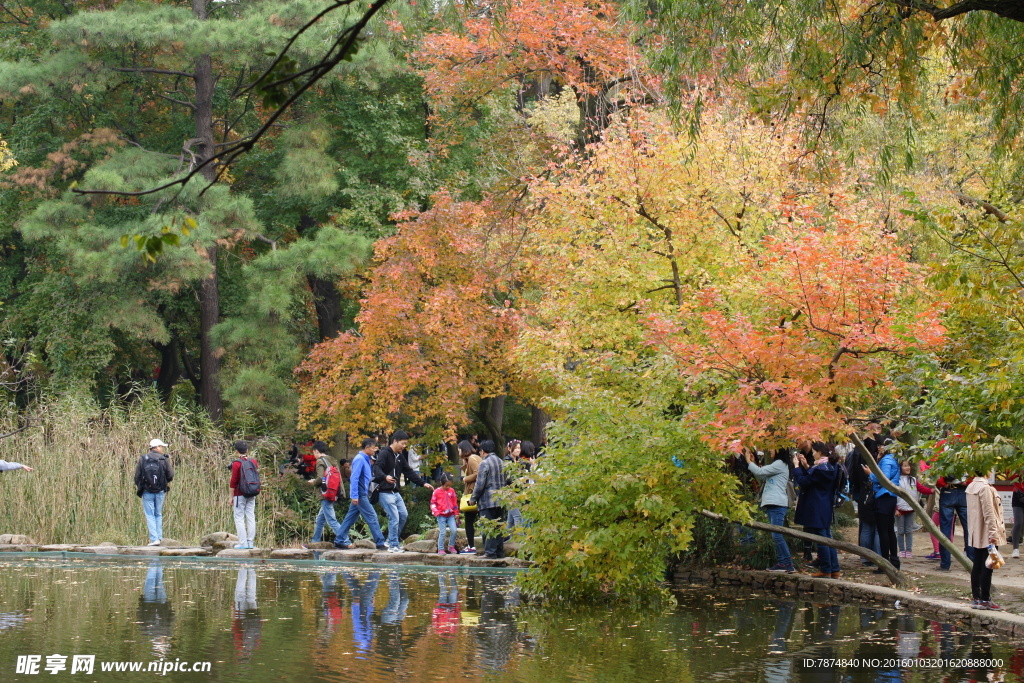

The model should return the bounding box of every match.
[888,0,1024,22]
[109,67,196,79]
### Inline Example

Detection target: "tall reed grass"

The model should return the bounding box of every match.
[0,392,291,545]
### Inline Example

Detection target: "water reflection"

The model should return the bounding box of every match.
[1,558,1023,682]
[137,560,173,658]
[431,573,460,639]
[342,568,380,656]
[231,568,260,660]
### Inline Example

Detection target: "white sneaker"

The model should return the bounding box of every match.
[147,540,161,546]
[387,546,405,553]
[1013,549,1020,559]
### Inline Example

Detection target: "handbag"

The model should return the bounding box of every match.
[368,480,380,505]
[460,492,477,513]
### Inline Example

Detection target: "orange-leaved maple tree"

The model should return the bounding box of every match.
[644,209,947,452]
[413,0,644,144]
[295,193,521,443]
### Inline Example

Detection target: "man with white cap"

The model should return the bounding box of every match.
[134,439,174,546]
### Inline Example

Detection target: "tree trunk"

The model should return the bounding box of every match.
[477,396,506,456]
[530,406,549,447]
[298,215,345,340]
[851,433,973,572]
[154,338,180,402]
[699,510,906,587]
[192,0,222,421]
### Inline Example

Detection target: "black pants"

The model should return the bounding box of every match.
[875,494,900,569]
[971,546,993,601]
[464,509,478,548]
[479,507,506,558]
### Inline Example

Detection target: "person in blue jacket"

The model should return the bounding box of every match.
[863,437,901,572]
[792,442,841,578]
[333,438,387,551]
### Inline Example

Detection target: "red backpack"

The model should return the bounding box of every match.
[321,458,342,502]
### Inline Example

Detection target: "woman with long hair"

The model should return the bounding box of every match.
[792,442,842,578]
[458,440,481,554]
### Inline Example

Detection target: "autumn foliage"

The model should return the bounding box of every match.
[296,193,519,441]
[414,0,642,134]
[645,219,947,452]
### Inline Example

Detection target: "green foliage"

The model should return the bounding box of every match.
[517,372,747,603]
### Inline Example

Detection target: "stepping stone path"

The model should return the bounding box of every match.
[0,531,531,567]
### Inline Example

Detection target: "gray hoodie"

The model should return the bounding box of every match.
[747,458,790,508]
[0,460,25,473]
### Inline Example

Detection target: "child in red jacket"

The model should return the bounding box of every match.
[430,473,460,554]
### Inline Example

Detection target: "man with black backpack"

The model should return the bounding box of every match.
[229,441,260,549]
[134,438,175,546]
[307,440,346,547]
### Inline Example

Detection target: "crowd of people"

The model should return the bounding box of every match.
[122,430,541,560]
[13,421,1014,613]
[742,431,1011,611]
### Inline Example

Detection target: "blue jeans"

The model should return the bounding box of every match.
[806,526,839,573]
[141,491,166,543]
[858,517,881,564]
[939,488,974,569]
[312,499,344,543]
[764,505,793,568]
[437,515,457,551]
[378,492,408,547]
[337,497,385,547]
[143,562,166,603]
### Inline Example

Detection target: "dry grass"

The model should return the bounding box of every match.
[0,393,288,546]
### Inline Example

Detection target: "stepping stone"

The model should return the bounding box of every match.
[0,544,37,552]
[199,532,237,547]
[80,546,121,554]
[304,542,335,550]
[353,539,378,550]
[371,551,427,564]
[270,548,313,560]
[422,553,463,566]
[0,534,36,545]
[216,548,271,558]
[321,549,377,562]
[464,556,511,567]
[120,546,164,556]
[160,548,211,557]
[157,539,186,548]
[37,545,84,552]
[403,540,438,553]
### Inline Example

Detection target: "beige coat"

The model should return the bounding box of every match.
[462,454,482,495]
[966,477,1007,549]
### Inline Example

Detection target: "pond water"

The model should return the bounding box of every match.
[0,555,1021,682]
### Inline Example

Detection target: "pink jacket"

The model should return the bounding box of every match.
[430,487,459,518]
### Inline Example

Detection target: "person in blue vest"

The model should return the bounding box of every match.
[334,438,387,550]
[792,442,841,578]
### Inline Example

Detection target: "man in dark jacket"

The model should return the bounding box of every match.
[134,438,174,546]
[471,441,507,559]
[373,430,434,552]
